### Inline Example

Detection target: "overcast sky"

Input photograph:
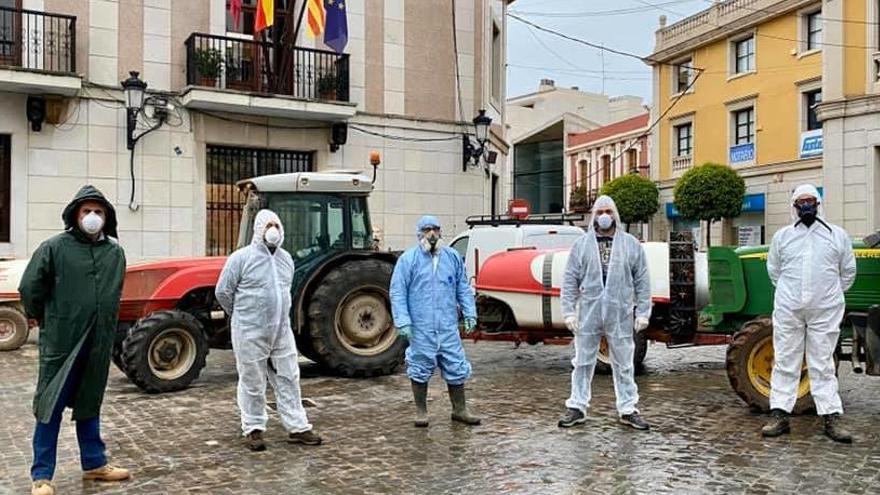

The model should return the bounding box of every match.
[506,0,710,103]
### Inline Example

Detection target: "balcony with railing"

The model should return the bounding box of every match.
[181,33,356,120]
[653,0,799,57]
[0,6,80,94]
[672,155,693,176]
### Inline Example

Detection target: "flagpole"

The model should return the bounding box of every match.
[292,0,309,44]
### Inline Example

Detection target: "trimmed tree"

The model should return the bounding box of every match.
[599,173,660,233]
[569,185,589,212]
[672,162,746,247]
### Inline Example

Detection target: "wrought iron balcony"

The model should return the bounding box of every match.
[0,6,76,73]
[185,33,349,103]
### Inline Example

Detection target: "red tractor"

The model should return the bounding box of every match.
[113,170,404,393]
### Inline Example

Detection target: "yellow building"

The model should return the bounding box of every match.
[648,0,828,246]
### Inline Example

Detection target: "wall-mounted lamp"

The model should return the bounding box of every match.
[462,109,496,173]
[121,70,168,211]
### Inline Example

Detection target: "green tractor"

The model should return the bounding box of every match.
[658,231,880,414]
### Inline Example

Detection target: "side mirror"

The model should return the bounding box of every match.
[864,231,880,248]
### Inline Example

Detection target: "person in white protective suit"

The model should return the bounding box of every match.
[762,184,857,443]
[558,195,652,430]
[215,209,322,451]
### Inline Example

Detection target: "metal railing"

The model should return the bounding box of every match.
[185,32,349,102]
[672,155,693,173]
[655,0,792,52]
[0,6,75,73]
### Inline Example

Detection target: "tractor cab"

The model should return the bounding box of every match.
[236,171,377,262]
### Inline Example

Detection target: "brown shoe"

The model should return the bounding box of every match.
[245,430,267,451]
[82,464,131,482]
[288,429,323,446]
[31,480,55,495]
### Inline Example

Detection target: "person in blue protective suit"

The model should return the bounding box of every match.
[557,195,652,431]
[390,215,480,427]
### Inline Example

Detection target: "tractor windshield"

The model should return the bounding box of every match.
[236,191,373,260]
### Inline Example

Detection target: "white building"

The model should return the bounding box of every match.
[0,0,514,260]
[504,79,645,213]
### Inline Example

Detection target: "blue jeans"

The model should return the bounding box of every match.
[31,351,107,481]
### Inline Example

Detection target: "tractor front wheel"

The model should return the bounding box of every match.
[726,318,815,415]
[121,310,209,393]
[307,260,405,377]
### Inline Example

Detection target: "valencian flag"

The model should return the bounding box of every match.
[323,0,348,54]
[306,0,326,38]
[254,0,274,33]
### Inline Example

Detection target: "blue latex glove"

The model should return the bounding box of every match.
[398,325,412,341]
[463,317,477,335]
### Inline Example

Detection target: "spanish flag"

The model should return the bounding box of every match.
[306,0,325,38]
[254,0,274,34]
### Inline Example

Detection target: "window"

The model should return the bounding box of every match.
[806,11,822,51]
[733,36,755,74]
[265,193,345,260]
[733,107,755,144]
[513,140,564,213]
[227,0,291,35]
[626,149,638,173]
[804,89,822,130]
[675,123,693,157]
[675,58,694,93]
[450,236,469,259]
[205,145,313,256]
[578,159,588,186]
[491,22,502,103]
[601,155,611,183]
[350,197,372,250]
[0,134,9,243]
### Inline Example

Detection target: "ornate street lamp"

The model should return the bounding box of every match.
[120,70,168,210]
[462,109,497,172]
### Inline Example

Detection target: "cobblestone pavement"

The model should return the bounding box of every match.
[2,334,880,495]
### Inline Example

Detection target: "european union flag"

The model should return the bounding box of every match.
[324,0,348,54]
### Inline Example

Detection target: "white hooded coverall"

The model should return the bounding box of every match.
[561,195,652,416]
[215,209,312,435]
[767,184,856,415]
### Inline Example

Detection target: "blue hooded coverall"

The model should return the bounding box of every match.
[390,216,477,385]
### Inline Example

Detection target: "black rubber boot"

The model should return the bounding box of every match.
[412,380,429,428]
[761,409,791,438]
[245,430,266,451]
[823,414,853,444]
[448,384,481,425]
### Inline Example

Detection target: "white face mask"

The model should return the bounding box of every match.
[596,213,614,231]
[264,226,281,247]
[80,212,104,235]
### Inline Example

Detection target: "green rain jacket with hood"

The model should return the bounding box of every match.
[19,185,126,423]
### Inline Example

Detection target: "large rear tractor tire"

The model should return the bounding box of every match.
[307,260,405,377]
[726,318,815,415]
[595,331,648,376]
[121,310,209,393]
[0,306,29,351]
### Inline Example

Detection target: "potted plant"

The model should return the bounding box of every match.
[194,48,222,87]
[316,72,337,100]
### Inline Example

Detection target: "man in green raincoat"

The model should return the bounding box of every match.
[19,185,130,495]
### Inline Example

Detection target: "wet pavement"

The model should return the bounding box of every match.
[2,335,880,495]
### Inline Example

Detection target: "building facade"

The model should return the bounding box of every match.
[565,113,650,206]
[0,0,513,260]
[816,0,880,238]
[649,0,827,247]
[506,79,645,214]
